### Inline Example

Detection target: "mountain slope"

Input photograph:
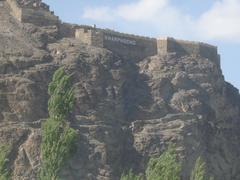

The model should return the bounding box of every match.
[0,1,240,180]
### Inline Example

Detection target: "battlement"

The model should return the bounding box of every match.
[5,0,59,26]
[74,26,220,64]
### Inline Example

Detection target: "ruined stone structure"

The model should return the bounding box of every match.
[3,0,59,25]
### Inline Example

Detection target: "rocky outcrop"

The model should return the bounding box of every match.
[0,1,240,180]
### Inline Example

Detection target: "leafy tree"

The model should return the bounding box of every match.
[120,169,143,180]
[39,67,77,180]
[0,145,11,180]
[146,145,181,180]
[190,157,214,180]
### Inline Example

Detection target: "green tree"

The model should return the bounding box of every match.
[120,169,143,180]
[0,145,11,180]
[48,67,75,120]
[190,157,214,180]
[39,67,77,180]
[146,145,181,180]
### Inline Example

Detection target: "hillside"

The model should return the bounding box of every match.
[0,0,240,179]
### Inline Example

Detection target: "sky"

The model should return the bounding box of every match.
[43,0,240,90]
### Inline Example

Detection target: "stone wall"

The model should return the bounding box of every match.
[102,30,157,61]
[21,8,59,26]
[75,27,157,61]
[5,0,59,26]
[75,27,97,46]
[76,27,104,47]
[157,37,219,64]
[59,23,81,38]
[75,27,220,63]
[3,0,220,63]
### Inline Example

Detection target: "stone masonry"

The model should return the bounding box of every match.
[75,26,220,63]
[3,0,59,26]
[2,0,220,63]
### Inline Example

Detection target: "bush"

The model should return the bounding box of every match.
[39,67,77,180]
[0,145,11,180]
[146,145,181,180]
[190,157,214,180]
[120,169,143,180]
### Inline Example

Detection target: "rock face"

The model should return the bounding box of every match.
[0,1,240,180]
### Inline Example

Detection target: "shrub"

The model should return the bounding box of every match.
[0,145,11,180]
[146,145,181,180]
[190,157,214,180]
[120,169,143,180]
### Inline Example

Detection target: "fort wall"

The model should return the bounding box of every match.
[75,27,104,47]
[5,0,59,26]
[75,27,157,61]
[59,23,82,38]
[75,26,219,64]
[21,8,59,26]
[3,0,220,64]
[102,30,157,61]
[157,37,220,65]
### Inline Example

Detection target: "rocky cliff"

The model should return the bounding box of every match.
[0,1,240,180]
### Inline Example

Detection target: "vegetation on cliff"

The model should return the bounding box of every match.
[146,145,181,180]
[39,67,77,180]
[120,169,143,180]
[0,145,11,180]
[121,145,180,180]
[190,157,214,180]
[121,146,214,180]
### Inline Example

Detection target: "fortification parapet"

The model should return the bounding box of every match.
[157,37,220,65]
[74,27,220,64]
[75,26,157,61]
[5,0,59,26]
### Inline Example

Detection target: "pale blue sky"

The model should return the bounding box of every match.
[43,0,240,90]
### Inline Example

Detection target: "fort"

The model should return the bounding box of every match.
[0,0,220,65]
